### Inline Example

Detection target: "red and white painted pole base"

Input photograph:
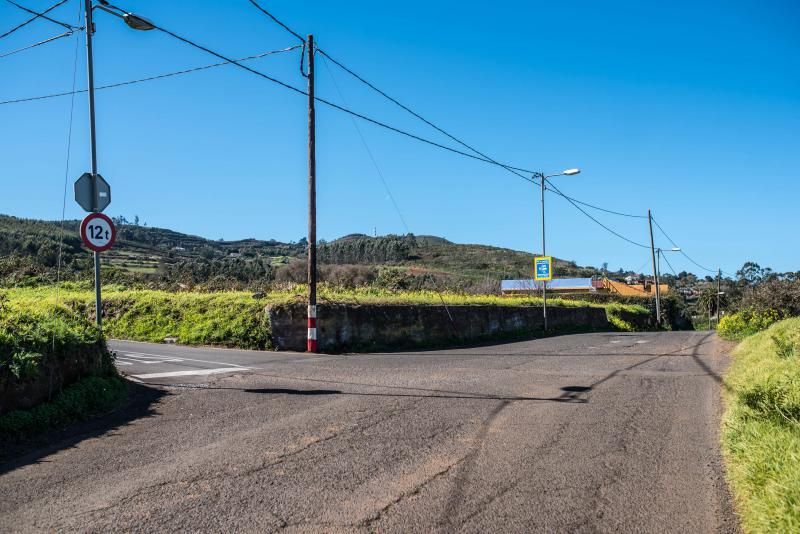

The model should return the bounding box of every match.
[307,305,318,352]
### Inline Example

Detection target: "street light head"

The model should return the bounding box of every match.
[123,13,155,31]
[562,168,581,176]
[670,247,681,252]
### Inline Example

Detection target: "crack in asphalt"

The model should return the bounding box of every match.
[70,398,427,526]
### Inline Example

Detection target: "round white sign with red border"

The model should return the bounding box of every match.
[80,213,116,252]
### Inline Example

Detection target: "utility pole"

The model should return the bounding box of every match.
[306,34,318,353]
[648,209,661,326]
[84,0,102,331]
[716,268,722,328]
[540,174,548,331]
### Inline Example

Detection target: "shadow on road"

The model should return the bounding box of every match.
[243,388,341,396]
[0,381,167,476]
[148,381,585,404]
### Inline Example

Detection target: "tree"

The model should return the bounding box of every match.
[736,262,764,287]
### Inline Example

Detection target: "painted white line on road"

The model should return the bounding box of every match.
[132,368,249,379]
[117,356,184,365]
[635,340,650,344]
[610,340,622,344]
[118,351,249,368]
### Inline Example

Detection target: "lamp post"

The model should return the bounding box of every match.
[82,0,153,330]
[532,168,581,331]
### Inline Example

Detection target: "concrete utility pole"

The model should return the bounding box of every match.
[84,0,102,330]
[306,34,318,353]
[648,209,661,326]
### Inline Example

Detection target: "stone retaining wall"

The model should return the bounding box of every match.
[268,303,633,352]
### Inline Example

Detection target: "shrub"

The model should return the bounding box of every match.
[718,308,782,341]
[0,375,127,436]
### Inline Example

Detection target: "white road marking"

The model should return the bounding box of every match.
[117,356,184,364]
[132,368,249,379]
[116,361,133,366]
[635,340,650,344]
[117,351,249,368]
[610,340,622,344]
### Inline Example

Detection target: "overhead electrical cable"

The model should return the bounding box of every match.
[661,253,679,278]
[246,0,304,43]
[544,178,650,249]
[650,214,722,275]
[0,29,75,58]
[92,11,542,175]
[0,0,68,39]
[0,45,302,105]
[53,0,81,351]
[246,1,537,183]
[4,0,77,32]
[320,54,411,234]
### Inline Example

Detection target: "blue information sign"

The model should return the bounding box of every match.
[534,256,553,281]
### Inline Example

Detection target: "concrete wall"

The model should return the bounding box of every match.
[268,303,622,353]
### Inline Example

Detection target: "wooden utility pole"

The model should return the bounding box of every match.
[306,34,318,352]
[716,268,722,328]
[648,209,661,326]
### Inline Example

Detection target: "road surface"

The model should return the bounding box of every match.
[0,331,738,532]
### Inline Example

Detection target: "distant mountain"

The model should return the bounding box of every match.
[0,214,631,291]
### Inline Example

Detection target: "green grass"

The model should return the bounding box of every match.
[2,285,650,350]
[0,375,127,437]
[722,317,800,532]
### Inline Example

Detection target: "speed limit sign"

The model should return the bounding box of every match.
[80,213,117,252]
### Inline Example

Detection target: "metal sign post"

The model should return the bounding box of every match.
[534,256,553,331]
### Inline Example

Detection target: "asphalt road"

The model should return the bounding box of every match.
[1,332,738,533]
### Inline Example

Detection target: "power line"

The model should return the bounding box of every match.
[545,188,646,218]
[54,0,81,327]
[545,178,650,249]
[0,28,75,58]
[110,15,542,175]
[247,0,304,43]
[661,252,679,278]
[650,214,720,275]
[0,45,302,105]
[4,0,77,32]
[0,0,68,39]
[320,53,411,234]
[317,49,536,183]
[245,0,536,184]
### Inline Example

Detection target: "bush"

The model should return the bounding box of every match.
[718,308,782,341]
[0,375,127,436]
[0,291,106,379]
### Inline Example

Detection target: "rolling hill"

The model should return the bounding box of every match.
[0,214,625,291]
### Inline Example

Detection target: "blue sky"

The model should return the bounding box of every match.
[1,0,798,276]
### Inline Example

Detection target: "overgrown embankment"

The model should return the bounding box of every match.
[2,286,650,352]
[0,291,119,421]
[722,317,800,532]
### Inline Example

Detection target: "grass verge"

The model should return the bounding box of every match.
[0,375,127,438]
[722,317,800,532]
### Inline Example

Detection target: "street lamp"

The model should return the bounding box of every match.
[532,168,582,331]
[82,0,153,331]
